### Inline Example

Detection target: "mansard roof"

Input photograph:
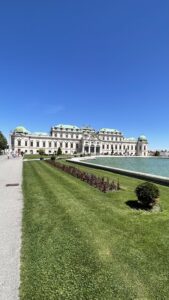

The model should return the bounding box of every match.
[54,124,79,129]
[99,128,120,133]
[124,137,137,142]
[32,132,49,136]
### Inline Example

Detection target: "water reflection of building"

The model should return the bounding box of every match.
[10,124,148,156]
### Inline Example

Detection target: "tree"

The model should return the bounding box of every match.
[57,147,62,156]
[135,182,160,208]
[0,131,7,151]
[38,148,45,156]
[154,151,160,156]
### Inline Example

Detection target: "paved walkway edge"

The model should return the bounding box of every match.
[0,156,23,300]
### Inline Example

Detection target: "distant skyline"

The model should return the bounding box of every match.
[0,0,169,150]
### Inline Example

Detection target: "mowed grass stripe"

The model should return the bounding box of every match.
[22,162,145,299]
[20,161,169,299]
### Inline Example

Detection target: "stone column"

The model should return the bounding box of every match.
[94,145,97,155]
[88,142,91,154]
[82,142,84,154]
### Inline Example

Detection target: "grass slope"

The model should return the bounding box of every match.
[20,161,169,300]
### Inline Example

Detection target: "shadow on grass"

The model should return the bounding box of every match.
[126,200,149,211]
[126,200,162,212]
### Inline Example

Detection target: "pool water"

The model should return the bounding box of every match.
[85,157,169,178]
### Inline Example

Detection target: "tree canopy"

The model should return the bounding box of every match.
[0,131,7,151]
[57,147,62,156]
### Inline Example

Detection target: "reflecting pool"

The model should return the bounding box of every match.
[85,157,169,178]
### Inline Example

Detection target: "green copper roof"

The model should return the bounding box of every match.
[124,137,137,141]
[55,124,79,129]
[99,128,119,132]
[14,126,29,134]
[138,135,147,141]
[32,132,49,136]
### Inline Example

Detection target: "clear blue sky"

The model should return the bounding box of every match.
[0,0,168,149]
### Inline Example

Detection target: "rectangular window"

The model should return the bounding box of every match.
[30,141,33,147]
[65,143,68,148]
[36,142,39,147]
[54,142,57,147]
[43,142,46,147]
[49,142,51,147]
[76,143,79,149]
[107,145,109,149]
[60,143,62,147]
[102,145,105,149]
[76,135,78,139]
[71,143,73,148]
[18,140,21,146]
[25,141,27,146]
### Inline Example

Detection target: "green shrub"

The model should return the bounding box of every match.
[51,156,56,161]
[135,182,160,208]
[39,149,45,156]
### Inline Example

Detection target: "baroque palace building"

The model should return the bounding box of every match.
[10,124,148,156]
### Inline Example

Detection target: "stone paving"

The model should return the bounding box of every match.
[0,155,23,300]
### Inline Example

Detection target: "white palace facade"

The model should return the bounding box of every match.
[10,124,148,156]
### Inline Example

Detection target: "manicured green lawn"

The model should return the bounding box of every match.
[24,154,51,159]
[20,161,169,299]
[24,154,73,160]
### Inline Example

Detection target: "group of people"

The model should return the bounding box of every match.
[7,150,22,159]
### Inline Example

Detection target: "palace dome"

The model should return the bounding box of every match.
[14,126,29,134]
[138,135,147,141]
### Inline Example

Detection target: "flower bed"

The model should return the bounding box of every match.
[47,161,120,192]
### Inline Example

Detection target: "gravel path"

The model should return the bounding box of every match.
[0,155,23,300]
